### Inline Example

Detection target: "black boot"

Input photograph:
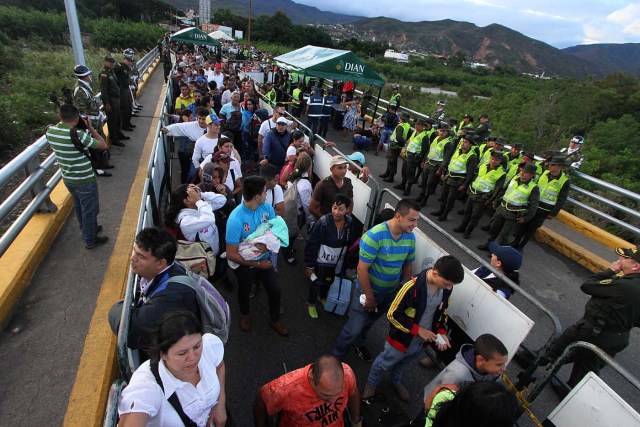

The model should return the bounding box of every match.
[379,170,389,178]
[430,209,444,216]
[383,175,394,183]
[463,224,474,239]
[437,212,448,222]
[477,242,490,251]
[403,184,412,196]
[393,181,405,190]
[452,224,466,233]
[419,196,428,208]
[416,193,425,203]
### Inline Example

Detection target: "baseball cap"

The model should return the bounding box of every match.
[206,114,222,125]
[213,151,234,163]
[214,63,222,69]
[615,247,640,262]
[276,117,288,125]
[348,152,366,166]
[489,242,523,273]
[201,162,217,183]
[330,156,349,168]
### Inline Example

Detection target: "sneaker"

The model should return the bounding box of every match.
[85,235,108,249]
[318,297,327,307]
[391,383,411,402]
[249,281,258,298]
[269,321,290,337]
[354,346,373,362]
[362,384,376,399]
[307,305,318,319]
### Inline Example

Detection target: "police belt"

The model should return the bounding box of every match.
[538,201,555,212]
[406,152,422,161]
[585,319,629,334]
[469,186,490,195]
[426,159,443,167]
[501,201,527,212]
[447,171,466,179]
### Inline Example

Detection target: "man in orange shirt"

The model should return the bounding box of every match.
[253,355,362,426]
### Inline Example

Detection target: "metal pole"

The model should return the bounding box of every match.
[63,0,86,66]
[247,0,252,58]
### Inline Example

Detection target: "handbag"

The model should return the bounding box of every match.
[324,277,352,316]
[175,240,216,278]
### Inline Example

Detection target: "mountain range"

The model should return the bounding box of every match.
[165,0,640,77]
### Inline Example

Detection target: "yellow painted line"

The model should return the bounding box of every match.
[0,184,73,326]
[555,210,631,251]
[63,70,165,427]
[535,226,610,272]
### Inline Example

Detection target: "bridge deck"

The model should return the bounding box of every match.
[0,68,638,426]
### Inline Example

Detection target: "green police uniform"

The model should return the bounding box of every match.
[73,79,102,129]
[386,121,411,180]
[114,62,133,128]
[511,169,570,249]
[456,160,506,237]
[545,266,640,386]
[396,129,429,195]
[99,64,122,140]
[485,175,539,246]
[416,134,453,206]
[433,146,478,220]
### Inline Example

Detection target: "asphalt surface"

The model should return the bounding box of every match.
[0,73,638,426]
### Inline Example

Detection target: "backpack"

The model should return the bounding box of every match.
[167,271,231,344]
[226,109,243,132]
[282,180,301,237]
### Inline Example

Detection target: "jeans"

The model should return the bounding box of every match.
[367,338,425,387]
[353,136,372,151]
[65,180,100,246]
[379,128,393,146]
[331,286,397,360]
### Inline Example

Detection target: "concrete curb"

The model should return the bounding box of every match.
[555,210,631,250]
[63,63,164,427]
[535,225,610,272]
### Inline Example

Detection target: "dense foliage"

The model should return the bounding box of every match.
[0,6,164,159]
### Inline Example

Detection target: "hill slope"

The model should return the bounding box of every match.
[563,43,640,77]
[165,0,364,24]
[348,17,598,77]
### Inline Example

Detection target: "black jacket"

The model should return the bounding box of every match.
[128,263,199,349]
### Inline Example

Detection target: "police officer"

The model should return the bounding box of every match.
[540,247,640,389]
[290,83,303,118]
[99,55,128,144]
[478,162,539,249]
[505,142,523,170]
[453,150,506,239]
[475,113,491,142]
[389,85,401,109]
[380,112,411,183]
[432,100,446,122]
[510,156,570,250]
[394,117,430,196]
[561,135,585,169]
[72,65,115,174]
[431,133,478,221]
[415,122,453,207]
[116,55,135,131]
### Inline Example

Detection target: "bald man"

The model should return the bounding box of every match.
[254,355,362,426]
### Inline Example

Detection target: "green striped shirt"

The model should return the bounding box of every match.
[46,123,98,184]
[359,222,416,294]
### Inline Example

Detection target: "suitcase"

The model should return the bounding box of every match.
[361,394,412,427]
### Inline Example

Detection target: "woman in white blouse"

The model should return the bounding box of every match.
[118,310,229,426]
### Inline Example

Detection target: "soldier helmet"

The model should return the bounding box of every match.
[74,64,92,77]
[437,100,446,106]
[570,135,584,145]
[123,48,136,58]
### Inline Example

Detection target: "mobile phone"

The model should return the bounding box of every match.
[310,273,318,282]
[436,334,447,346]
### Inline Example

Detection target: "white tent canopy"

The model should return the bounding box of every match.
[208,30,234,41]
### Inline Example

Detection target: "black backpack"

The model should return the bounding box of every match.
[226,110,243,132]
[385,113,397,127]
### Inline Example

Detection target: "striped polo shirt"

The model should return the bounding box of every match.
[46,123,98,184]
[359,222,416,294]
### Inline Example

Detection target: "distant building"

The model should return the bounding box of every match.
[384,49,409,63]
[199,0,210,24]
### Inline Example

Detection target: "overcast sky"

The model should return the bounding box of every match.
[293,0,640,48]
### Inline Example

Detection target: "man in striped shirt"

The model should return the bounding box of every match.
[46,104,108,248]
[331,199,419,362]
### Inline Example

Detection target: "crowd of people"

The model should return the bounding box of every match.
[45,39,640,426]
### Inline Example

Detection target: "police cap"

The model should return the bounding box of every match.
[74,64,92,77]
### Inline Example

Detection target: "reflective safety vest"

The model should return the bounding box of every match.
[292,88,302,105]
[406,130,427,154]
[478,144,492,165]
[266,89,277,105]
[504,163,519,183]
[389,92,401,107]
[427,136,451,162]
[537,171,568,207]
[505,153,522,170]
[503,177,536,207]
[426,127,436,141]
[390,122,411,145]
[471,163,505,193]
[448,148,475,176]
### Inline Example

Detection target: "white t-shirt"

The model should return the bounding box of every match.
[288,173,313,223]
[266,185,284,207]
[118,334,224,427]
[210,72,224,89]
[286,145,297,158]
[192,135,218,169]
[258,119,277,139]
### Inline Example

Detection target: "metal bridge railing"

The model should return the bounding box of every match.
[0,49,159,258]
